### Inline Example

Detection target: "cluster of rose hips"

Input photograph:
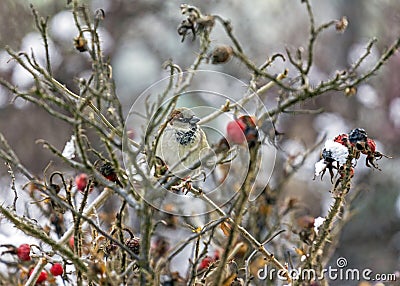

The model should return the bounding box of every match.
[29,263,63,284]
[334,128,388,168]
[11,162,124,284]
[320,128,389,182]
[1,244,63,284]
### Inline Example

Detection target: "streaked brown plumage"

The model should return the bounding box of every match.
[155,108,210,177]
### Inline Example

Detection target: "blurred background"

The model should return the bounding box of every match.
[0,0,399,285]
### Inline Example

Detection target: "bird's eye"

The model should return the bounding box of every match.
[179,117,190,123]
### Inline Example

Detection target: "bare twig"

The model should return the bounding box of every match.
[5,162,18,211]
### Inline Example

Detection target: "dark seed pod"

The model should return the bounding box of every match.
[125,237,140,255]
[322,149,335,163]
[348,128,367,144]
[49,183,61,194]
[99,162,114,177]
[98,162,123,187]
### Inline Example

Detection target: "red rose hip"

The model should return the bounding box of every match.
[75,173,88,192]
[29,269,48,284]
[17,244,31,261]
[50,263,63,276]
[226,120,246,144]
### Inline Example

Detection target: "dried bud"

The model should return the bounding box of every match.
[74,35,87,52]
[210,45,233,64]
[345,86,357,97]
[335,16,348,33]
[178,5,214,42]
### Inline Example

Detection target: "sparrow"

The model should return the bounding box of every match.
[155,107,211,178]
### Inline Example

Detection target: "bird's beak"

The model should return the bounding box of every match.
[189,116,200,124]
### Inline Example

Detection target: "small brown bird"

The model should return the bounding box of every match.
[155,108,211,178]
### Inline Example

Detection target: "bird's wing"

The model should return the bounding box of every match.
[198,128,210,150]
[155,128,178,166]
